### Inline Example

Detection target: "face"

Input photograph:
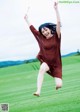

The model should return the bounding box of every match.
[41,27,53,39]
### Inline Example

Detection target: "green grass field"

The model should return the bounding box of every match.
[0,55,80,112]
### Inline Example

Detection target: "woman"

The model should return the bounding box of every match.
[24,2,62,97]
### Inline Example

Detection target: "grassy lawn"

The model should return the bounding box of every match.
[0,55,80,112]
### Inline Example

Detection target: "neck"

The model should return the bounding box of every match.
[46,34,53,39]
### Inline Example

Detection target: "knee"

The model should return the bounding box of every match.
[39,65,46,74]
[39,62,49,74]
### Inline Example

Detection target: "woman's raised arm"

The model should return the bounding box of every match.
[24,14,40,40]
[54,1,61,38]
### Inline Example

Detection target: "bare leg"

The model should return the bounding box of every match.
[55,77,62,90]
[33,62,49,96]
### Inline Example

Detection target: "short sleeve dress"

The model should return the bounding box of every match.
[30,25,62,79]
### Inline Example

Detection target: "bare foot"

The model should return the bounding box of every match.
[56,86,61,90]
[33,92,40,97]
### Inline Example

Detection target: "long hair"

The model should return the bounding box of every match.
[38,23,56,35]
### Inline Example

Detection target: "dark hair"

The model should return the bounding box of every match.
[38,23,56,35]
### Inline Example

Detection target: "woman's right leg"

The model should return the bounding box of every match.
[34,62,49,96]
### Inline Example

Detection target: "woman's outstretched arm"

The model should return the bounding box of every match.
[24,14,40,40]
[54,1,61,38]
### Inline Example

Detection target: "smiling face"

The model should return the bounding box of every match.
[41,27,53,39]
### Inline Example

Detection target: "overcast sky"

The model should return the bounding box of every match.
[0,0,80,61]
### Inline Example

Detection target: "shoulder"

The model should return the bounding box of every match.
[30,25,41,36]
[55,32,61,39]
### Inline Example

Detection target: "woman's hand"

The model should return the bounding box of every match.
[54,1,58,10]
[24,14,28,21]
[24,7,31,26]
[24,14,31,27]
[24,7,30,20]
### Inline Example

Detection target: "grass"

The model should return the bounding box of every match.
[0,55,80,112]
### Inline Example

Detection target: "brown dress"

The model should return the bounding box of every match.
[30,25,62,79]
